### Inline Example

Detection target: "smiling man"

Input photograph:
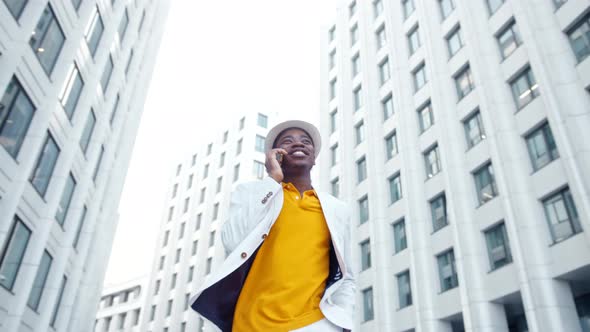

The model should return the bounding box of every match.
[190,120,355,332]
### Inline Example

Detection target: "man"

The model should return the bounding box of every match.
[190,120,355,332]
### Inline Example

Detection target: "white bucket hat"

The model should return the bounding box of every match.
[264,120,322,159]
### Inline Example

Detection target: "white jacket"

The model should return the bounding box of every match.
[190,177,356,331]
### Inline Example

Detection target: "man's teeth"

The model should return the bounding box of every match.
[292,151,306,156]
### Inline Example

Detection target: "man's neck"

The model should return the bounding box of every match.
[282,173,313,196]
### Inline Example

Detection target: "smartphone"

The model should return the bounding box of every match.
[276,153,283,165]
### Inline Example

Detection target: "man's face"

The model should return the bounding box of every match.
[274,128,315,169]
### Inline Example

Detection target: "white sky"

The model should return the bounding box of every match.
[104,0,339,286]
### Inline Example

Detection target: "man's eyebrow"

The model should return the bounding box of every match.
[279,134,312,141]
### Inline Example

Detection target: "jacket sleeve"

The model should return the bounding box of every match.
[220,177,282,254]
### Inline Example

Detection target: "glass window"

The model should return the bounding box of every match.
[118,9,129,42]
[349,0,356,17]
[352,53,360,77]
[93,146,104,182]
[29,4,66,75]
[376,25,387,49]
[70,0,82,10]
[183,197,190,213]
[446,26,464,57]
[402,0,415,20]
[355,121,365,145]
[331,177,339,197]
[373,0,384,18]
[239,117,245,130]
[206,257,212,274]
[379,58,391,85]
[192,240,198,255]
[199,188,206,203]
[329,26,336,42]
[0,217,32,291]
[85,7,104,57]
[187,174,193,189]
[353,85,363,111]
[254,160,265,179]
[397,271,412,308]
[233,164,240,182]
[407,26,421,55]
[60,65,84,119]
[329,50,336,69]
[389,174,402,204]
[360,240,371,270]
[219,152,225,167]
[359,196,369,224]
[463,111,486,148]
[362,287,374,321]
[167,207,174,221]
[357,156,367,183]
[486,0,505,15]
[255,135,265,152]
[213,203,219,220]
[382,94,394,120]
[100,55,114,94]
[510,68,539,109]
[525,122,559,171]
[385,131,398,159]
[133,309,139,325]
[350,24,359,46]
[4,0,28,19]
[543,187,581,243]
[330,110,337,133]
[330,144,339,166]
[138,10,146,33]
[30,133,60,196]
[424,145,441,178]
[418,101,434,132]
[150,305,156,321]
[437,250,458,291]
[209,231,216,247]
[79,110,95,154]
[176,164,182,176]
[430,194,448,231]
[553,0,568,8]
[393,219,407,253]
[257,113,268,128]
[497,21,522,59]
[455,66,475,99]
[439,0,455,19]
[330,79,337,100]
[223,131,228,143]
[0,76,36,158]
[125,49,134,75]
[163,230,169,246]
[236,138,242,155]
[118,313,126,329]
[567,13,590,62]
[171,273,176,289]
[474,162,498,205]
[167,299,173,316]
[485,223,512,270]
[175,249,181,263]
[203,164,209,179]
[55,173,76,226]
[413,63,427,91]
[72,206,87,249]
[196,214,202,230]
[50,276,67,327]
[110,94,120,125]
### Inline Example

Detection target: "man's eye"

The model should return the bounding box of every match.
[303,140,312,144]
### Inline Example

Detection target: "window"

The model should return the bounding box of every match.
[378,58,391,85]
[150,305,156,321]
[176,164,182,176]
[357,156,367,183]
[199,188,206,203]
[254,160,265,179]
[393,219,407,253]
[412,63,427,91]
[133,309,139,325]
[0,217,32,291]
[359,196,369,224]
[171,273,176,289]
[4,0,27,19]
[446,26,464,57]
[93,146,104,181]
[125,49,134,75]
[175,249,181,263]
[185,292,191,309]
[179,223,185,239]
[138,9,146,33]
[255,135,265,152]
[159,256,165,270]
[213,203,219,220]
[85,7,104,57]
[362,288,374,321]
[424,145,441,178]
[330,110,337,133]
[0,76,36,158]
[209,231,216,247]
[373,0,384,18]
[216,177,223,193]
[543,187,581,243]
[486,0,505,15]
[402,0,415,19]
[233,164,240,182]
[526,122,559,171]
[79,110,95,155]
[437,250,458,291]
[331,177,339,197]
[474,163,498,204]
[329,26,336,42]
[118,313,126,329]
[439,0,455,19]
[257,113,268,128]
[350,24,359,46]
[118,9,129,42]
[29,4,65,75]
[418,101,434,132]
[236,138,243,155]
[430,194,448,231]
[360,240,371,270]
[349,1,356,17]
[510,68,539,109]
[30,133,60,196]
[497,21,522,59]
[376,25,387,49]
[568,13,590,62]
[553,0,567,8]
[72,206,87,249]
[167,206,174,221]
[407,26,421,55]
[223,131,228,143]
[207,143,212,155]
[353,85,363,111]
[55,173,76,226]
[355,121,365,145]
[192,240,198,255]
[397,271,412,308]
[485,223,512,270]
[239,117,245,130]
[60,65,84,119]
[352,53,360,77]
[385,131,398,159]
[330,79,337,100]
[329,50,336,69]
[203,164,209,179]
[100,56,114,94]
[187,174,193,189]
[181,322,187,332]
[163,231,169,246]
[330,144,339,166]
[154,280,160,295]
[463,111,486,148]
[455,65,475,99]
[167,299,173,316]
[389,173,402,204]
[50,276,67,327]
[382,94,394,120]
[206,257,212,274]
[70,0,82,11]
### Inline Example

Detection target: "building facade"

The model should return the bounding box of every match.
[320,0,590,331]
[0,1,170,331]
[95,278,146,332]
[138,112,275,332]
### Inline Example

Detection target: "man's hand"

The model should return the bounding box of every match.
[265,148,287,183]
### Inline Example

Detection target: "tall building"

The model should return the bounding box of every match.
[0,1,170,331]
[320,0,590,331]
[94,277,147,332]
[139,112,275,332]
